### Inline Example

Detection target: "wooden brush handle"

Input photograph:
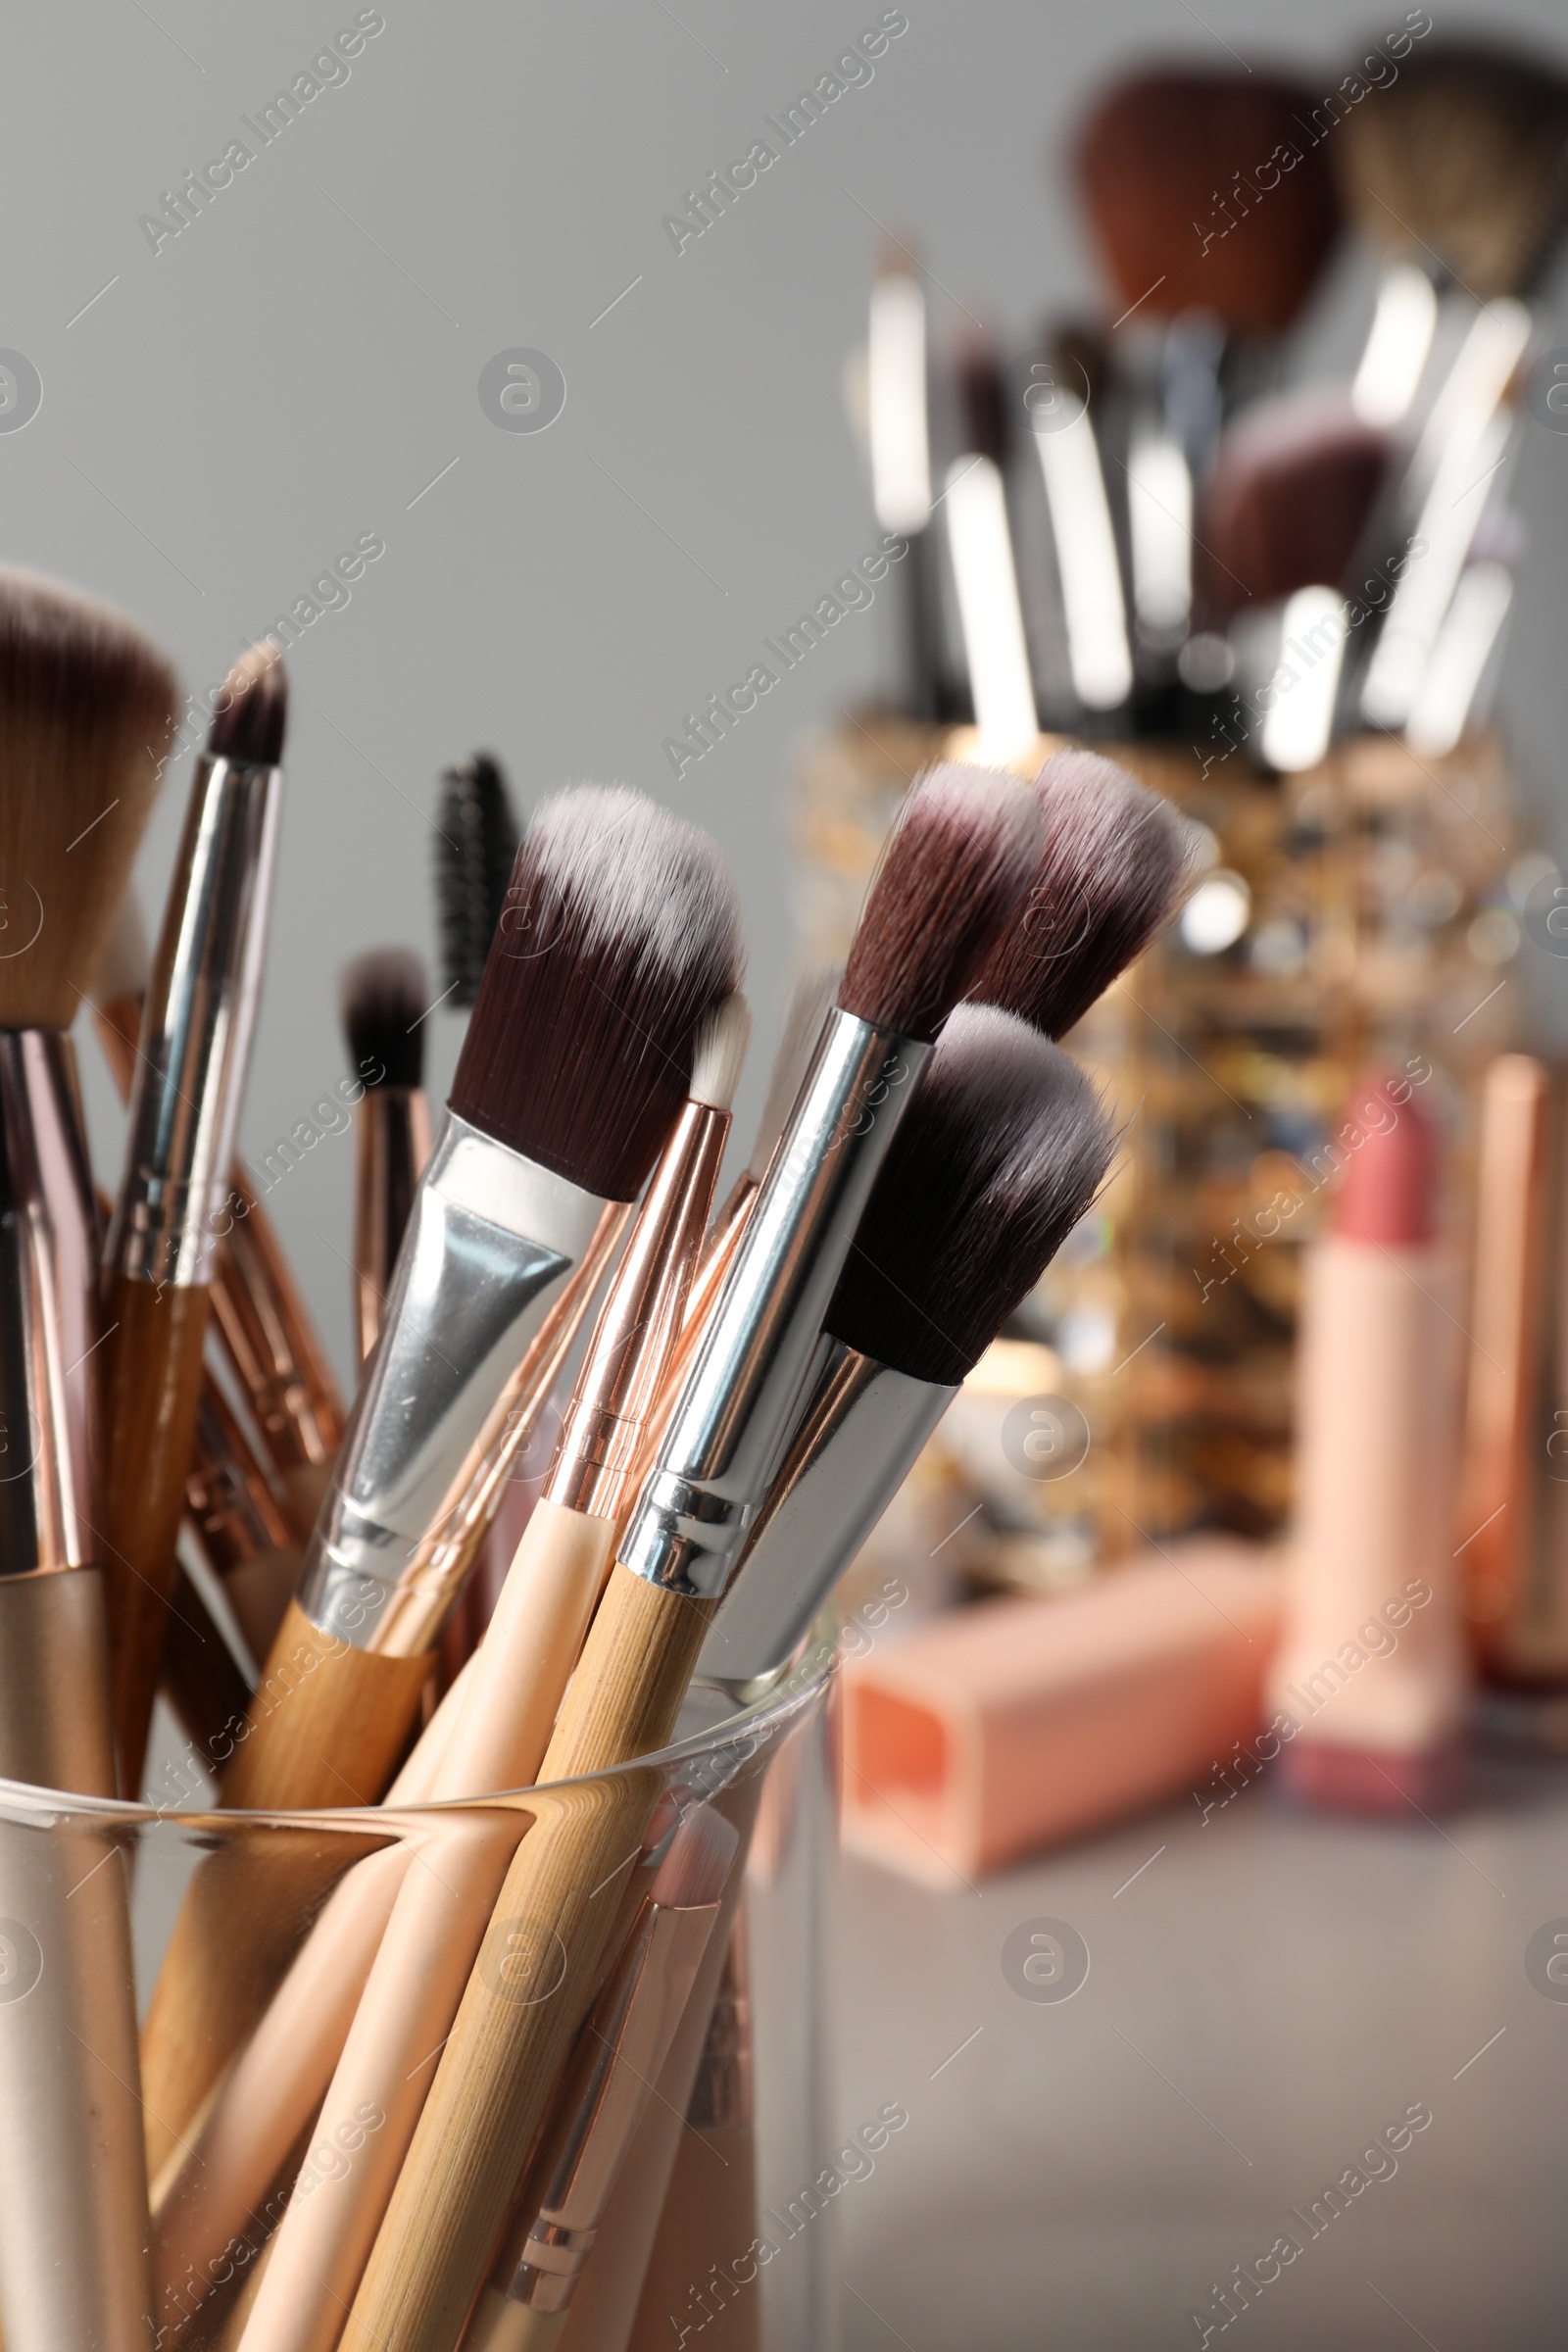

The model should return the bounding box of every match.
[100,1270,212,1796]
[136,1599,435,2176]
[347,1566,714,2352]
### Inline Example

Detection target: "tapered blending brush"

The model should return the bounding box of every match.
[139,786,741,2179]
[341,949,433,1363]
[90,865,342,1548]
[972,747,1193,1041]
[435,751,520,1010]
[0,565,177,2352]
[100,641,287,1796]
[346,760,1041,2351]
[239,996,750,2352]
[468,1807,740,2352]
[702,1007,1115,1695]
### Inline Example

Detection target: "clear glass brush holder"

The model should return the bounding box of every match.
[0,1639,838,2352]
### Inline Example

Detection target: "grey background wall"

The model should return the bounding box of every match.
[6,0,1567,1391]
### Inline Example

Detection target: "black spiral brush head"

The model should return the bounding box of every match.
[434,751,519,1008]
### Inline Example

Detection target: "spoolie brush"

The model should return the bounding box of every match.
[341,949,433,1363]
[973,748,1192,1039]
[435,752,519,1008]
[343,761,1041,2352]
[705,1004,1115,1690]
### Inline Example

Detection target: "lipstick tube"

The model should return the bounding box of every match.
[0,1029,153,2352]
[622,1008,931,1603]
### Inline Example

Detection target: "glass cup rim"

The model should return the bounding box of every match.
[0,1642,838,1832]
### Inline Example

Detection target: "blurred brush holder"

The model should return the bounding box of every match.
[0,1640,838,2352]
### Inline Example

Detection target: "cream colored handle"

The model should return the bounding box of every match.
[239,1505,616,2352]
[468,2291,567,2351]
[346,1567,714,2352]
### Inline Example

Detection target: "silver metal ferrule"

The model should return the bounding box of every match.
[107,751,283,1290]
[0,1032,98,1576]
[698,1342,955,1697]
[620,1007,932,1601]
[297,1109,611,1650]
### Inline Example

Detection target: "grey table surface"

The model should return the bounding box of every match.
[833,1752,1568,2352]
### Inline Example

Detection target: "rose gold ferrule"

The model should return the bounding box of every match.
[209,1167,345,1484]
[354,1084,433,1365]
[184,1379,294,1575]
[629,1163,760,1505]
[548,1100,731,1522]
[493,1897,721,2315]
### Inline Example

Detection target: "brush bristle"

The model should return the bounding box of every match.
[1074,69,1340,331]
[88,884,151,1011]
[341,950,428,1091]
[1195,390,1389,619]
[652,1803,739,1909]
[747,964,843,1180]
[207,640,287,765]
[0,566,178,1029]
[826,1005,1114,1385]
[840,763,1042,1041]
[435,753,519,1008]
[972,752,1191,1038]
[1339,39,1568,299]
[689,994,752,1113]
[450,785,744,1200]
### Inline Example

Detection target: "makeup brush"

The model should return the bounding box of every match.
[702,1006,1115,1697]
[867,238,945,721]
[341,949,433,1363]
[0,564,177,2352]
[239,995,750,2352]
[139,786,741,2176]
[347,760,1042,2351]
[88,880,343,1544]
[945,330,1040,761]
[1072,69,1341,685]
[183,1380,301,1668]
[100,641,288,1796]
[435,751,519,1009]
[972,747,1193,1041]
[468,1806,740,2351]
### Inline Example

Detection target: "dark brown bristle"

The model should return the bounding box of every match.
[826,1005,1114,1384]
[0,565,178,1030]
[207,640,287,765]
[1073,69,1341,332]
[449,785,743,1200]
[1195,390,1389,621]
[341,950,428,1091]
[973,751,1191,1039]
[839,763,1042,1042]
[1339,40,1568,299]
[957,332,1007,466]
[435,752,519,1008]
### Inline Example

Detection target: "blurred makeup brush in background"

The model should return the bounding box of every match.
[1023,320,1135,725]
[1071,67,1342,698]
[0,564,176,2352]
[867,238,947,721]
[340,949,433,1364]
[89,879,344,1541]
[99,641,287,1797]
[346,760,1044,2350]
[435,751,520,1012]
[945,328,1041,761]
[139,785,742,2177]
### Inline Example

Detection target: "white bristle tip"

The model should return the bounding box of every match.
[690,993,753,1111]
